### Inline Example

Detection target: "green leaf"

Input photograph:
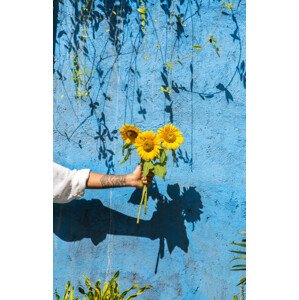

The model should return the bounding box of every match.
[231,268,246,271]
[226,2,234,11]
[126,295,138,300]
[110,271,120,284]
[232,264,246,268]
[237,277,246,286]
[231,256,246,262]
[83,275,91,289]
[131,284,139,289]
[192,45,202,51]
[230,242,246,247]
[229,250,246,255]
[55,290,60,300]
[137,7,148,13]
[233,295,238,300]
[102,282,109,298]
[122,143,130,155]
[70,286,74,300]
[114,281,120,295]
[93,285,101,298]
[120,284,138,298]
[166,62,173,69]
[136,285,152,295]
[78,287,85,295]
[143,161,154,177]
[159,149,168,165]
[86,290,94,299]
[119,148,132,165]
[154,164,167,179]
[160,86,170,93]
[63,281,71,300]
[95,280,101,289]
[230,233,246,287]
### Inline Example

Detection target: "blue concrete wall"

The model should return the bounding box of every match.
[53,0,245,299]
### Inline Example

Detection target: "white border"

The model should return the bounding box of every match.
[0,0,53,298]
[1,0,299,298]
[248,0,299,298]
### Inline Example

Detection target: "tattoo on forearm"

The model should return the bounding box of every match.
[99,175,127,188]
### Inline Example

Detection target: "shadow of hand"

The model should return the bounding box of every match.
[53,183,203,273]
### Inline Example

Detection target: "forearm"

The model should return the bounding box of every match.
[86,172,135,189]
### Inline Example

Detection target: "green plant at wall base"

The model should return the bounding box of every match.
[230,232,246,300]
[55,271,152,300]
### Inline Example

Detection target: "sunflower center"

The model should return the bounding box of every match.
[143,139,154,152]
[165,133,176,143]
[127,130,138,139]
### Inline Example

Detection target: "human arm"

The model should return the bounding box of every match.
[53,163,154,203]
[86,165,153,189]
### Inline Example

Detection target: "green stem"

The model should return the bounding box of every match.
[143,186,148,214]
[137,185,146,224]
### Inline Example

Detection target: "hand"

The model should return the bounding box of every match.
[128,165,154,188]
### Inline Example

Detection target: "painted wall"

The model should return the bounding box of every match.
[53,0,246,299]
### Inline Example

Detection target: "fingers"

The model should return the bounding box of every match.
[141,172,155,186]
[133,164,142,175]
[130,165,155,188]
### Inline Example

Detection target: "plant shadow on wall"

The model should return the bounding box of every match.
[53,182,203,274]
[54,0,245,176]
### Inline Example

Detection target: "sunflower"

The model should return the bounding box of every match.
[157,124,184,150]
[134,131,161,161]
[119,124,142,145]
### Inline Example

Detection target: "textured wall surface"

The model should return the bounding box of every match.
[53,0,246,299]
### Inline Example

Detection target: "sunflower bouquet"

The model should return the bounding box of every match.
[119,123,184,223]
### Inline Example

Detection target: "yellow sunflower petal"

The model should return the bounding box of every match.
[119,124,142,144]
[134,130,161,161]
[157,124,184,150]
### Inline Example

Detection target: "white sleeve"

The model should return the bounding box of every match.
[53,163,90,203]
